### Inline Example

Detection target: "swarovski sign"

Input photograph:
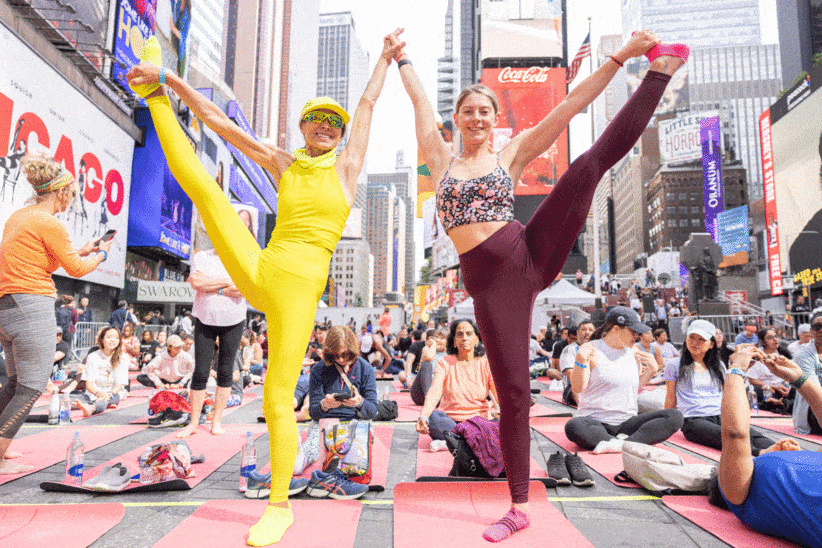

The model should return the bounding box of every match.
[136,280,195,303]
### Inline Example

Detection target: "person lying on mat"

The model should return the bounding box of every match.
[416,319,499,441]
[137,335,194,389]
[410,328,448,406]
[664,320,775,455]
[565,306,683,453]
[74,326,129,417]
[707,344,822,548]
[308,326,378,421]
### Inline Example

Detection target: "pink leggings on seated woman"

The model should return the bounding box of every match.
[458,71,672,504]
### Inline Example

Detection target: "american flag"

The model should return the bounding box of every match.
[566,32,591,85]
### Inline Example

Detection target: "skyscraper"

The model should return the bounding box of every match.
[438,0,460,122]
[366,180,402,305]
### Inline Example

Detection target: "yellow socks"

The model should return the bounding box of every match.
[246,504,293,546]
[129,35,163,98]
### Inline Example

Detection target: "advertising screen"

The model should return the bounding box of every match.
[766,64,822,294]
[0,28,134,289]
[658,111,718,165]
[480,66,568,195]
[627,61,689,116]
[112,0,158,90]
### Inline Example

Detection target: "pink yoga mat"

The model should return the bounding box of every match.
[80,424,267,488]
[155,499,362,548]
[530,416,709,488]
[0,503,125,548]
[664,431,721,461]
[662,495,801,548]
[30,394,149,422]
[130,392,259,424]
[415,434,546,479]
[751,418,822,444]
[394,481,594,548]
[390,390,422,422]
[1,424,144,485]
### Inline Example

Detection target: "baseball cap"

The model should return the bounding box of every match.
[605,306,650,334]
[56,326,64,334]
[798,323,811,335]
[686,319,716,341]
[167,334,184,347]
[300,97,350,125]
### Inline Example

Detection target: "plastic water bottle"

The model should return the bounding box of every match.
[239,431,256,492]
[59,394,72,424]
[48,393,61,425]
[65,431,84,485]
[382,386,391,401]
[747,385,759,415]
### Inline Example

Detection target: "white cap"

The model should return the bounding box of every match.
[798,323,811,335]
[686,319,716,341]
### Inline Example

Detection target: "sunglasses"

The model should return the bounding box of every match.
[811,323,822,332]
[326,351,356,363]
[302,111,344,128]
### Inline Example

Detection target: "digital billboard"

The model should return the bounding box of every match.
[626,61,689,116]
[658,111,718,165]
[480,66,568,195]
[765,64,822,296]
[480,0,563,64]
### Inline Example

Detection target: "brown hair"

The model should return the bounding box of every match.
[455,84,500,114]
[97,326,123,367]
[21,153,76,205]
[61,294,75,305]
[322,326,359,365]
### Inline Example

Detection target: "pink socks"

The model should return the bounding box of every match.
[482,507,530,542]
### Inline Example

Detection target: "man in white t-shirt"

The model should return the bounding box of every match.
[559,320,595,406]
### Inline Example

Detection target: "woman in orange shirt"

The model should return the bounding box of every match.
[0,153,110,474]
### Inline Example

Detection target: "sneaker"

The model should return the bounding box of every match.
[147,409,189,428]
[306,469,369,500]
[84,463,131,492]
[546,451,571,486]
[245,471,310,499]
[565,453,595,487]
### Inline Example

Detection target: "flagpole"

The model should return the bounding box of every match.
[588,17,602,305]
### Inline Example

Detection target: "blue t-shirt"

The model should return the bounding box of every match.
[662,359,723,418]
[734,332,759,345]
[722,451,822,548]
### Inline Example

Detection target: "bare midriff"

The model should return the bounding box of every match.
[447,220,510,255]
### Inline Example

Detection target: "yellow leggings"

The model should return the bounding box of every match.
[146,95,324,503]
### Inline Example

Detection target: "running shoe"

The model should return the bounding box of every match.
[565,453,595,487]
[546,451,571,486]
[306,469,369,500]
[147,409,190,428]
[244,470,310,499]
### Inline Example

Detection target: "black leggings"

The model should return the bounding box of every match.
[191,319,244,391]
[681,415,774,456]
[564,409,684,450]
[458,71,672,503]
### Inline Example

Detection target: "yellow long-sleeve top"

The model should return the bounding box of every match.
[0,207,98,297]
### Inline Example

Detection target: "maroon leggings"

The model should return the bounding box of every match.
[459,71,671,503]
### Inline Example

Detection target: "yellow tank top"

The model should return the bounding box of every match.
[265,154,350,280]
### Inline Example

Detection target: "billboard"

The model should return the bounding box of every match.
[627,61,689,116]
[716,205,749,267]
[658,111,718,165]
[0,28,134,289]
[481,0,563,63]
[112,0,158,90]
[480,67,568,195]
[763,64,822,296]
[701,115,724,241]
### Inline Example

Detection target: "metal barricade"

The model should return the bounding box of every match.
[71,321,109,363]
[669,314,796,347]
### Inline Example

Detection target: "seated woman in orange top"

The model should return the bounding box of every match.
[416,319,498,440]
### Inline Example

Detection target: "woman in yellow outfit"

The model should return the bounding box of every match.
[127,29,406,547]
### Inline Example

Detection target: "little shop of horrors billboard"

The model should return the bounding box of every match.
[760,63,822,296]
[0,26,134,289]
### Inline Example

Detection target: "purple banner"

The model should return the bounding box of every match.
[700,115,724,241]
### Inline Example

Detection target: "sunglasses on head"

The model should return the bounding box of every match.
[326,350,356,362]
[302,111,344,128]
[811,322,822,332]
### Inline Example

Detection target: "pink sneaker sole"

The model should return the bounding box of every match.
[645,43,690,63]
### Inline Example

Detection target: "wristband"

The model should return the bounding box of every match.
[791,373,809,390]
[218,288,223,295]
[98,250,108,262]
[608,55,624,67]
[727,367,747,378]
[397,59,412,69]
[419,415,429,423]
[158,66,166,85]
[574,360,588,369]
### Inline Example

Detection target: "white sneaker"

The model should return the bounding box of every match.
[592,438,624,454]
[430,440,448,452]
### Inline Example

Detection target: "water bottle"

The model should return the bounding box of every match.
[48,393,61,425]
[239,431,256,492]
[65,431,84,485]
[382,386,390,401]
[59,394,72,424]
[139,446,158,484]
[747,385,759,415]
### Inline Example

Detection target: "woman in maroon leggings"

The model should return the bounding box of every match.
[394,30,688,542]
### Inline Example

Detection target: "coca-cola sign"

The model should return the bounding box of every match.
[497,66,553,84]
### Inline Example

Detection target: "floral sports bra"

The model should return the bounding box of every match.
[435,154,515,232]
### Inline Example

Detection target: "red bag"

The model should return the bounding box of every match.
[149,390,192,415]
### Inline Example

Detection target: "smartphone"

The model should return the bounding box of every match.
[95,229,117,246]
[333,392,350,401]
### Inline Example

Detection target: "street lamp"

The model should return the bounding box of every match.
[784,230,819,322]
